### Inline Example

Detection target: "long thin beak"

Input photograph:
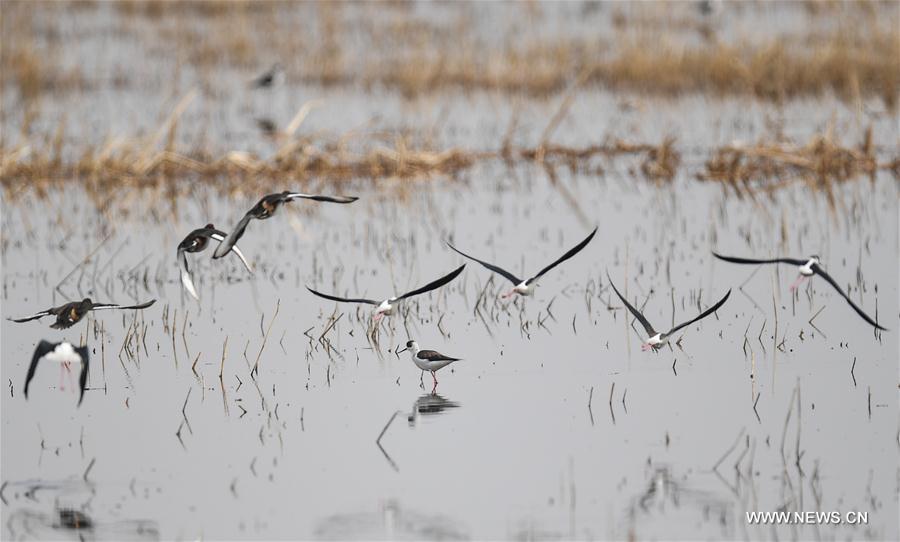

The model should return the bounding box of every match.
[398,347,408,353]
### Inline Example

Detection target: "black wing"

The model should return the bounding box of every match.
[285,193,359,204]
[212,213,254,259]
[668,289,732,335]
[811,264,887,331]
[397,264,466,300]
[9,310,52,323]
[306,287,379,305]
[76,345,90,406]
[417,350,460,362]
[528,227,598,284]
[24,340,57,399]
[446,242,521,285]
[607,274,657,337]
[712,252,805,266]
[93,299,156,311]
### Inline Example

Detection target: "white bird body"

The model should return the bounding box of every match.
[375,298,396,320]
[510,281,535,297]
[406,341,459,372]
[790,256,820,291]
[43,342,79,365]
[799,257,819,276]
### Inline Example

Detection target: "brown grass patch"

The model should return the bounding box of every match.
[3,1,896,106]
[698,126,894,210]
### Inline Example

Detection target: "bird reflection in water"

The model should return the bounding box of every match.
[3,479,159,541]
[376,392,462,471]
[626,464,733,536]
[314,498,468,540]
[57,508,93,530]
[407,393,461,426]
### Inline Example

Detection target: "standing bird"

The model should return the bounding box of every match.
[9,298,156,329]
[398,340,461,390]
[447,226,597,298]
[24,340,90,406]
[212,191,358,259]
[306,265,466,322]
[712,252,887,330]
[178,223,254,300]
[608,274,731,351]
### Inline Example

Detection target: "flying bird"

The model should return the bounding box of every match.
[9,298,156,329]
[24,340,90,406]
[306,264,466,322]
[178,223,253,300]
[212,191,358,259]
[608,274,731,351]
[712,252,887,330]
[447,226,597,298]
[398,340,462,389]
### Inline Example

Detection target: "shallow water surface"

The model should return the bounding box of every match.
[2,160,897,539]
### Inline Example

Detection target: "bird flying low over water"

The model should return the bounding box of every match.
[212,191,358,259]
[712,252,887,331]
[24,340,90,406]
[447,226,597,298]
[10,298,157,329]
[306,264,466,322]
[399,340,462,389]
[178,223,253,300]
[608,273,731,351]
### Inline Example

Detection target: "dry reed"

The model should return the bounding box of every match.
[698,126,894,206]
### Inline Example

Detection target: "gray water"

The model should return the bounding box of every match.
[2,2,899,541]
[2,161,897,540]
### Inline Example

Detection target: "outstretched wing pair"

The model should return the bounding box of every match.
[213,192,358,260]
[608,273,731,339]
[447,227,598,286]
[24,341,90,406]
[713,252,886,331]
[307,265,466,305]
